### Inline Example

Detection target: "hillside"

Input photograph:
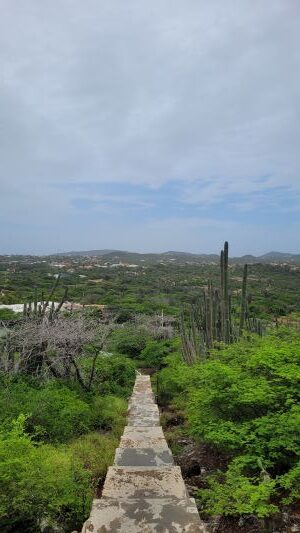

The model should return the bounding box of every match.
[49,249,300,265]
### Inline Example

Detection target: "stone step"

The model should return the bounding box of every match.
[129,394,155,406]
[102,466,188,499]
[120,427,168,449]
[123,426,164,437]
[132,386,153,393]
[133,378,152,386]
[131,389,154,399]
[82,497,206,533]
[128,409,159,417]
[127,407,160,426]
[128,410,159,419]
[129,400,156,408]
[114,447,174,467]
[128,404,159,413]
[127,417,160,427]
[120,433,168,449]
[82,373,206,532]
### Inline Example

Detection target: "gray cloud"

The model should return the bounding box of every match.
[0,1,300,252]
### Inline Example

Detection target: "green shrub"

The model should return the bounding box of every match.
[0,308,18,320]
[0,415,92,532]
[79,354,136,396]
[70,432,118,484]
[199,458,278,518]
[158,329,300,517]
[92,395,127,436]
[157,352,190,406]
[278,461,300,504]
[28,383,94,442]
[0,374,132,443]
[0,379,94,443]
[140,340,173,367]
[0,418,122,531]
[108,328,150,358]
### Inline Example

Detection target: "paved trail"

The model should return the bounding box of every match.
[82,374,207,532]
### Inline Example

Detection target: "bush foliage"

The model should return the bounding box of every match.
[0,354,134,531]
[0,415,119,532]
[158,328,300,517]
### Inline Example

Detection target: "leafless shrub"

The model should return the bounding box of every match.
[130,313,176,339]
[1,314,116,390]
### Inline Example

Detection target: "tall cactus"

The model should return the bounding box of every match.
[239,264,248,335]
[42,274,61,315]
[180,241,262,364]
[220,250,225,340]
[223,241,230,343]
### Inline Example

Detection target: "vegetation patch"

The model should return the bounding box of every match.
[158,328,300,521]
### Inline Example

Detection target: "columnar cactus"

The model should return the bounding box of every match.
[180,241,261,364]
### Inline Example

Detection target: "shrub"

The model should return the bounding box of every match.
[0,379,94,443]
[199,458,278,518]
[0,354,135,441]
[158,329,300,517]
[140,340,173,367]
[70,432,118,485]
[79,354,136,396]
[0,308,18,320]
[278,461,300,504]
[92,395,127,436]
[108,328,150,358]
[0,415,92,532]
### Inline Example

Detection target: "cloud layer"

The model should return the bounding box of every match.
[1,1,299,254]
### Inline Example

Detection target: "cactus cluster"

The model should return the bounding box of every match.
[23,274,68,321]
[180,241,264,364]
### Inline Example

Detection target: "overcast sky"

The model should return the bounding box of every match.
[1,1,299,255]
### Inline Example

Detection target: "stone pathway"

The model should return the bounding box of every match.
[82,374,207,532]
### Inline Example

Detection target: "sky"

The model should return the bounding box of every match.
[0,0,300,256]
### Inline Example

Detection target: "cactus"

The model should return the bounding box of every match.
[248,317,264,336]
[180,310,206,364]
[180,241,263,364]
[42,274,61,315]
[23,276,68,321]
[180,312,194,365]
[33,288,38,317]
[223,241,230,343]
[239,264,248,335]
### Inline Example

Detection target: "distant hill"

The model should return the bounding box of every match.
[56,249,116,257]
[259,251,300,261]
[235,252,300,264]
[48,249,300,264]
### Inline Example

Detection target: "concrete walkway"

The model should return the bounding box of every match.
[82,374,207,532]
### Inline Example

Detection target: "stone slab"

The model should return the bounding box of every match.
[82,497,206,533]
[127,418,160,427]
[123,426,164,438]
[129,401,156,409]
[128,412,159,421]
[120,435,168,449]
[102,466,188,499]
[133,387,153,393]
[129,397,155,404]
[130,393,155,400]
[128,405,159,413]
[127,408,160,426]
[114,447,174,467]
[120,427,168,449]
